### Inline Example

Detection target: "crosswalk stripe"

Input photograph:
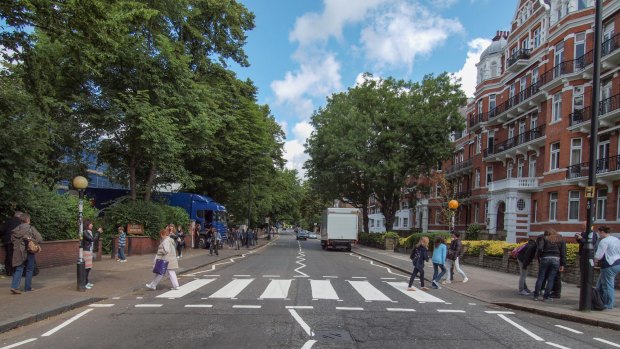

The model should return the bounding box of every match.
[310,280,339,300]
[210,279,255,299]
[347,280,392,301]
[386,282,445,303]
[157,279,216,299]
[260,279,293,299]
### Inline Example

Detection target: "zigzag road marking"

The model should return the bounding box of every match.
[348,253,409,278]
[184,240,275,276]
[294,241,309,278]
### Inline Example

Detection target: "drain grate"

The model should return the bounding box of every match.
[313,330,353,342]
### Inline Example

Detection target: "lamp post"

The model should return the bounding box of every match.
[72,176,89,291]
[448,199,459,232]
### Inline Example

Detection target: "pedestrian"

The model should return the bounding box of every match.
[533,228,566,301]
[245,228,250,248]
[207,227,219,256]
[83,220,95,289]
[431,236,447,289]
[10,213,43,294]
[443,231,468,284]
[516,235,537,295]
[176,225,185,258]
[116,225,127,262]
[146,229,180,290]
[93,226,102,259]
[193,223,201,249]
[2,211,23,276]
[407,236,430,291]
[594,226,620,309]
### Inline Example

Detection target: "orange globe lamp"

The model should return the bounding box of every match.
[448,199,459,210]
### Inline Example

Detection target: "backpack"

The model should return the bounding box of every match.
[510,243,527,259]
[591,287,606,311]
[410,247,421,264]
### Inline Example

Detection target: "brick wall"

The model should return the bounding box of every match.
[0,240,103,269]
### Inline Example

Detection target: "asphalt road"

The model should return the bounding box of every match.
[1,230,619,349]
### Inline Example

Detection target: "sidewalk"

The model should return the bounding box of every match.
[0,237,272,334]
[353,245,620,331]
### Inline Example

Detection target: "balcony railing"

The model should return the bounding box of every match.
[507,48,532,67]
[455,190,471,199]
[469,109,497,128]
[568,93,620,126]
[446,159,473,175]
[538,50,594,87]
[602,33,620,56]
[483,124,546,158]
[487,177,538,192]
[566,155,620,179]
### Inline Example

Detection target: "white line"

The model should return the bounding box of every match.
[554,325,582,334]
[260,279,293,299]
[41,309,93,337]
[351,276,367,279]
[485,311,515,314]
[347,280,392,301]
[545,342,571,349]
[310,279,339,300]
[135,304,163,308]
[289,309,314,337]
[232,305,261,309]
[386,282,445,303]
[336,307,364,311]
[381,277,396,280]
[234,275,251,277]
[89,304,115,308]
[0,338,37,349]
[157,279,216,299]
[286,306,314,309]
[185,304,213,308]
[594,338,620,348]
[386,308,416,312]
[301,340,317,349]
[497,314,544,341]
[469,303,477,305]
[112,297,120,300]
[322,276,338,278]
[263,275,280,278]
[437,310,466,313]
[210,279,254,299]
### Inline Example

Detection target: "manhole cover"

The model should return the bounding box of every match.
[313,330,353,342]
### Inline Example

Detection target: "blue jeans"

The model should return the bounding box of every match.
[534,257,559,299]
[432,263,447,283]
[118,245,126,260]
[596,264,620,309]
[11,254,35,291]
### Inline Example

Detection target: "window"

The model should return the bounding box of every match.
[489,94,496,115]
[568,191,580,221]
[570,138,582,165]
[554,42,564,77]
[533,200,538,222]
[518,159,525,177]
[490,62,498,78]
[532,67,539,86]
[476,135,481,154]
[575,32,586,67]
[475,169,481,188]
[477,99,483,115]
[401,201,409,209]
[435,209,441,225]
[596,189,607,221]
[484,202,488,224]
[533,27,541,48]
[370,219,375,227]
[474,204,480,223]
[529,156,537,177]
[507,161,513,179]
[486,166,493,185]
[550,142,561,170]
[521,37,529,50]
[549,192,558,221]
[552,92,562,122]
[403,218,409,228]
[578,0,588,11]
[488,130,495,154]
[573,86,584,115]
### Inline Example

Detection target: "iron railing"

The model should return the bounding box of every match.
[566,155,620,179]
[507,48,532,67]
[446,159,473,175]
[484,124,546,158]
[602,32,620,56]
[568,93,620,126]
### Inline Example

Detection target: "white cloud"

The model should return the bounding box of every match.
[452,38,491,97]
[284,137,310,178]
[359,2,463,70]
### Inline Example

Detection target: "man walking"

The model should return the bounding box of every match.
[2,211,23,276]
[594,226,620,310]
[443,231,468,284]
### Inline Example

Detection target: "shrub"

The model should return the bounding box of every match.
[400,232,451,251]
[465,224,482,240]
[106,200,167,239]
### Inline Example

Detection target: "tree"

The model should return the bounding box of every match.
[305,73,466,231]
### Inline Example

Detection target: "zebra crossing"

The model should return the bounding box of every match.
[154,277,447,304]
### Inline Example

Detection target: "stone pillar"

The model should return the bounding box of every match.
[504,194,518,243]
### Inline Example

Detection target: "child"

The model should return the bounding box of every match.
[117,225,127,262]
[431,237,447,289]
[408,236,430,291]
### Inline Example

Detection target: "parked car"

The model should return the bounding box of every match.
[296,230,308,240]
[308,232,317,239]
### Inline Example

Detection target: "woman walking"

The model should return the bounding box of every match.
[83,220,95,289]
[533,228,566,301]
[146,229,180,290]
[431,237,447,289]
[10,213,43,294]
[408,236,430,291]
[175,225,185,258]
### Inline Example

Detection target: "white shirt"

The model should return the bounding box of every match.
[594,235,620,267]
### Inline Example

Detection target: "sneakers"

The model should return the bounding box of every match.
[421,287,429,291]
[406,287,416,291]
[10,288,21,295]
[519,290,531,296]
[171,287,180,290]
[432,280,442,289]
[462,278,469,283]
[533,296,541,301]
[120,259,127,263]
[145,283,156,290]
[85,283,93,289]
[441,280,452,285]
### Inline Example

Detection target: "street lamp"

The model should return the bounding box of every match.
[448,199,459,232]
[72,176,88,292]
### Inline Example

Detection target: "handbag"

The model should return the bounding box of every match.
[26,239,41,254]
[152,259,169,275]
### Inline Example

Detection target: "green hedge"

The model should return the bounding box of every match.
[399,232,451,251]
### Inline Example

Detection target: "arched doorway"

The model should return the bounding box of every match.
[496,201,506,233]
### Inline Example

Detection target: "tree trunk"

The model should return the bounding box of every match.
[362,203,369,233]
[380,192,400,232]
[129,157,137,201]
[143,163,157,202]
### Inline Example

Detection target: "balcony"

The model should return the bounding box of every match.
[487,177,539,192]
[568,93,620,132]
[483,124,546,161]
[602,33,620,69]
[539,50,594,93]
[455,190,471,200]
[445,159,473,179]
[488,84,547,125]
[507,48,532,72]
[566,155,620,189]
[469,109,497,131]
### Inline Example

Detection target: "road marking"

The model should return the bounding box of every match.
[386,308,416,312]
[263,275,280,278]
[545,342,571,349]
[260,279,293,299]
[381,277,396,280]
[386,282,445,303]
[232,305,261,309]
[89,304,115,308]
[234,275,251,277]
[351,276,367,279]
[135,304,163,308]
[112,297,120,300]
[210,278,254,299]
[185,304,213,308]
[554,325,582,334]
[348,280,392,301]
[41,309,93,337]
[286,306,314,309]
[0,338,37,349]
[322,276,338,278]
[469,303,477,305]
[136,297,143,299]
[445,302,452,305]
[437,310,466,313]
[497,314,544,341]
[336,307,364,311]
[289,309,314,337]
[485,311,515,314]
[310,279,339,300]
[301,340,317,349]
[594,338,620,348]
[157,279,216,299]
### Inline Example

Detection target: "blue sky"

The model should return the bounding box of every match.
[232,0,518,177]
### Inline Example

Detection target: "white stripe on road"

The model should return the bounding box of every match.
[437,310,466,313]
[381,278,396,280]
[286,306,314,309]
[234,275,251,277]
[351,276,367,279]
[157,279,216,299]
[184,304,213,308]
[259,279,293,299]
[288,309,314,336]
[322,276,338,278]
[497,314,544,341]
[210,279,254,299]
[42,309,93,337]
[232,305,261,309]
[89,304,115,308]
[545,342,571,349]
[347,280,392,301]
[262,275,280,278]
[310,280,339,300]
[386,282,445,303]
[135,304,163,308]
[386,308,416,312]
[0,339,37,349]
[336,307,364,311]
[594,338,620,348]
[485,311,514,314]
[301,340,317,349]
[554,325,583,334]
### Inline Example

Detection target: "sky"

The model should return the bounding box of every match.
[232,0,518,178]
